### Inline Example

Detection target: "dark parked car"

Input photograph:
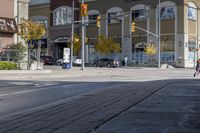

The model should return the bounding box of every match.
[93,58,119,67]
[40,56,53,65]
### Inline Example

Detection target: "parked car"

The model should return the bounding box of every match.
[93,58,119,67]
[73,58,82,66]
[40,56,53,65]
[56,59,63,66]
[56,58,82,66]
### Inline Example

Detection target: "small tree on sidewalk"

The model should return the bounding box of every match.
[17,18,46,69]
[144,43,157,63]
[72,33,81,56]
[95,34,121,56]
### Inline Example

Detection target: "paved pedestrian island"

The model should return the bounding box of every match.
[0,79,200,133]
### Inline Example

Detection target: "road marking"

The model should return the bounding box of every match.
[0,83,87,97]
[0,93,10,97]
[7,82,34,85]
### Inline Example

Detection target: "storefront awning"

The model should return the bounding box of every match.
[53,37,70,43]
[0,17,17,33]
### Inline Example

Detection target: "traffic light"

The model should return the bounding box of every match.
[81,4,88,17]
[96,16,101,27]
[85,37,89,43]
[132,21,136,32]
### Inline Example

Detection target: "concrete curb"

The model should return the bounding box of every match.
[0,70,52,74]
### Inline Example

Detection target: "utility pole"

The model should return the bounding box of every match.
[70,0,75,69]
[158,0,161,68]
[81,0,85,70]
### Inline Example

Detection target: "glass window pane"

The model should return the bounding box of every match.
[160,7,174,20]
[54,6,72,25]
[188,7,197,20]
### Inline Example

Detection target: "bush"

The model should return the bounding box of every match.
[0,62,19,70]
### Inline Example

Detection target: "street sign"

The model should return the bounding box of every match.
[63,48,70,63]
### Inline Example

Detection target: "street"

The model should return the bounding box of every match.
[0,67,199,133]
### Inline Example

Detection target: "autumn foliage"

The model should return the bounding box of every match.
[18,18,46,42]
[95,35,121,54]
[144,43,157,55]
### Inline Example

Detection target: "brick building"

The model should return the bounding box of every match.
[0,0,29,51]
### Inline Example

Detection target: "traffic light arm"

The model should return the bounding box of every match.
[135,26,159,38]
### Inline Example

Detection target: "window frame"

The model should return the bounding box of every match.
[160,6,175,20]
[132,9,146,22]
[53,6,72,26]
[88,14,99,25]
[188,6,197,20]
[107,11,122,24]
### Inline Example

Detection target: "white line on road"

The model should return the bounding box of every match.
[0,93,10,97]
[0,83,85,97]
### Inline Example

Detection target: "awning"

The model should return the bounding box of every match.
[0,17,17,33]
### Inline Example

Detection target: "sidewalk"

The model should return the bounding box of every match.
[0,79,199,133]
[0,67,196,81]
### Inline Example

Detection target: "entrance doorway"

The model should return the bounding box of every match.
[132,42,148,64]
[54,43,70,60]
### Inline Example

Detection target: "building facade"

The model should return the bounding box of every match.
[49,0,79,61]
[28,0,200,67]
[0,0,29,51]
[85,0,200,68]
[29,0,50,56]
[0,0,18,50]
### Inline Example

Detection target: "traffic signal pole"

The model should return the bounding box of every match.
[158,0,161,68]
[81,0,85,70]
[70,0,75,69]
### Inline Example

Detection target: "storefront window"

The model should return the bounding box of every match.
[160,7,175,20]
[160,40,175,62]
[132,9,146,21]
[54,6,72,25]
[107,11,122,24]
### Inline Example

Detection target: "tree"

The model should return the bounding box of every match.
[72,33,81,56]
[144,43,157,62]
[95,35,121,54]
[17,18,46,69]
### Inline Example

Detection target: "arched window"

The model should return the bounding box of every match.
[107,7,123,24]
[131,4,146,22]
[159,1,176,20]
[88,10,100,25]
[188,2,197,20]
[54,6,72,25]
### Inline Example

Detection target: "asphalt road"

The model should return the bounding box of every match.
[0,68,199,133]
[0,81,126,117]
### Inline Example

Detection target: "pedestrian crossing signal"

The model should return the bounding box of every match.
[132,21,136,32]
